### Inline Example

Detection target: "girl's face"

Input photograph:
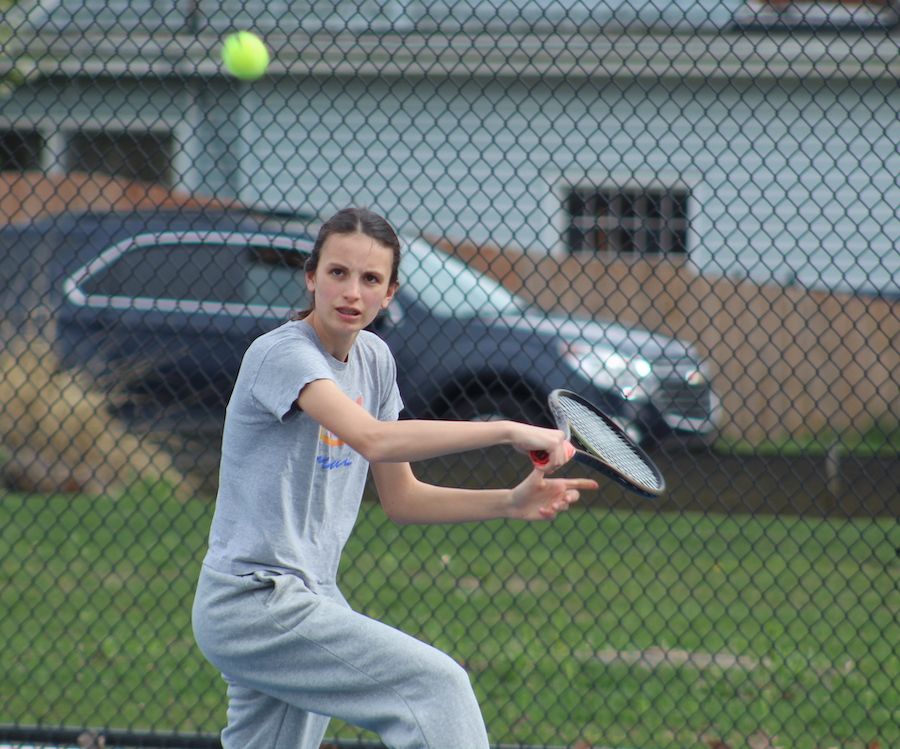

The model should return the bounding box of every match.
[305,232,397,358]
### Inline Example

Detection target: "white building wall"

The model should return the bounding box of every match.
[241,73,898,295]
[12,1,900,296]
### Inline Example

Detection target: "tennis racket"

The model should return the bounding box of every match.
[530,389,665,499]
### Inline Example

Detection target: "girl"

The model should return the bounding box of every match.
[192,207,598,749]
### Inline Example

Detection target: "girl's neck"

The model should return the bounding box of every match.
[304,312,354,362]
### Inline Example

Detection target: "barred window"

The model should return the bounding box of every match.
[66,130,173,184]
[733,0,899,30]
[565,186,690,255]
[0,130,43,171]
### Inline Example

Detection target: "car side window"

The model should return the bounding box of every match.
[243,247,311,311]
[82,243,245,303]
[403,241,527,318]
[80,242,311,312]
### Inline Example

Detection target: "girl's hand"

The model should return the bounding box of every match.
[509,469,599,521]
[509,424,574,474]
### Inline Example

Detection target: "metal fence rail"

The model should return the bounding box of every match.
[1,2,898,749]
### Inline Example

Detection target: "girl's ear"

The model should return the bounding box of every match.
[381,282,399,309]
[305,270,316,294]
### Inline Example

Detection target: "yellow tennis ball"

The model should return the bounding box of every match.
[221,31,270,81]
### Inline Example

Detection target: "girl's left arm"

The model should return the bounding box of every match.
[370,461,598,525]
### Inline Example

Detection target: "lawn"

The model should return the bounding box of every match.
[1,484,897,749]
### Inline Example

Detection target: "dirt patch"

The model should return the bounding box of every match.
[587,646,770,672]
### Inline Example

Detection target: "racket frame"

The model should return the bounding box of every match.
[537,389,666,499]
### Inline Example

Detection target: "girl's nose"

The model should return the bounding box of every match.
[344,276,361,299]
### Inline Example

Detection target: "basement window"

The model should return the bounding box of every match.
[0,130,43,171]
[66,130,173,184]
[564,186,690,255]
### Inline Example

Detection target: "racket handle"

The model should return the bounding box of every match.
[530,450,549,467]
[530,442,575,467]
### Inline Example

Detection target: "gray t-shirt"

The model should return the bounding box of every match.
[202,320,403,584]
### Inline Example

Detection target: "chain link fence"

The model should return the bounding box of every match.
[1,2,898,748]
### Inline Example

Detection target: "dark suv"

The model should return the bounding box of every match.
[54,210,720,446]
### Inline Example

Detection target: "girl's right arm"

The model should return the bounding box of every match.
[297,378,572,472]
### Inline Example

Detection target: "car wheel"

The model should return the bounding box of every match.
[450,391,548,426]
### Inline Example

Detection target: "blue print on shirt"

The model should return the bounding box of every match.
[317,455,353,470]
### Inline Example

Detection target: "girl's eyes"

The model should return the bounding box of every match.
[327,268,382,284]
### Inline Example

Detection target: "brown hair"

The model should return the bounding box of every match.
[292,207,401,320]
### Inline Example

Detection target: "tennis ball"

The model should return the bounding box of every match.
[221,31,270,81]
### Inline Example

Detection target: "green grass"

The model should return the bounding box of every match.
[1,486,897,749]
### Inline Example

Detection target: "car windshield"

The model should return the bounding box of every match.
[401,239,529,318]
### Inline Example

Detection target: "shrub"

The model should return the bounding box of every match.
[0,331,190,496]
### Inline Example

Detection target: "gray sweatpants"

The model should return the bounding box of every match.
[191,565,490,749]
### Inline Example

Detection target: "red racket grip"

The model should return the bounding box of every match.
[530,450,549,467]
[530,442,575,468]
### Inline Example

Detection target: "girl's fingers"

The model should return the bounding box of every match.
[540,479,597,516]
[551,491,577,512]
[516,471,600,520]
[531,440,576,474]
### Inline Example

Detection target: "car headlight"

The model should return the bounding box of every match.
[560,340,653,394]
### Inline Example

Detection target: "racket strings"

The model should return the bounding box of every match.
[558,397,661,492]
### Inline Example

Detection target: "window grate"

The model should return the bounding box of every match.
[565,186,690,255]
